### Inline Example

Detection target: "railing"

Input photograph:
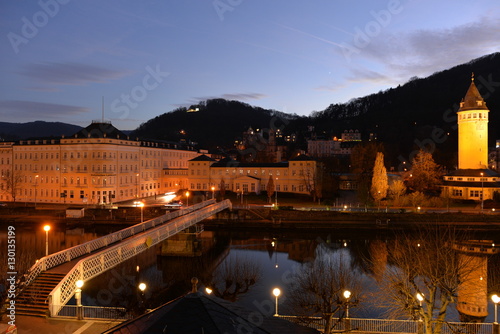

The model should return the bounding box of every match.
[277,316,494,334]
[350,318,419,333]
[55,305,133,320]
[48,199,232,316]
[21,199,217,290]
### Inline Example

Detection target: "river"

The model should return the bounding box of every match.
[1,222,499,323]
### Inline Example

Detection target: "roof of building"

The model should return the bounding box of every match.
[189,154,217,162]
[459,74,489,111]
[72,121,128,139]
[102,291,318,334]
[289,154,315,161]
[211,159,289,168]
[445,169,500,177]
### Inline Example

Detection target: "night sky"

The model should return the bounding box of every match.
[1,0,499,130]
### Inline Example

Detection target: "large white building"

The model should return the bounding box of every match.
[0,121,199,205]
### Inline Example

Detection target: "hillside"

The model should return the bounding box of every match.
[310,53,500,167]
[0,121,82,141]
[132,99,302,149]
[132,53,500,169]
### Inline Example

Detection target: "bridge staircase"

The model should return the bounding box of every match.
[16,272,66,317]
[15,199,232,318]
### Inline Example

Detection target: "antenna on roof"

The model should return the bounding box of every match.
[101,96,104,122]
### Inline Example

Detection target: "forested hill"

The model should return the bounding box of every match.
[133,53,500,168]
[132,99,301,149]
[310,52,500,166]
[0,121,82,141]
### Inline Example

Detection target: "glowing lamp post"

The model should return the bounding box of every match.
[75,280,84,320]
[481,172,484,213]
[34,175,39,208]
[43,225,50,256]
[416,293,424,321]
[211,186,215,200]
[343,290,352,318]
[492,294,500,324]
[138,202,144,223]
[272,288,281,316]
[186,191,190,206]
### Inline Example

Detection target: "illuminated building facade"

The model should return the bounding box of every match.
[0,121,199,204]
[187,154,317,196]
[443,75,500,201]
[307,129,361,158]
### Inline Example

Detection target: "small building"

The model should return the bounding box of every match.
[65,207,85,218]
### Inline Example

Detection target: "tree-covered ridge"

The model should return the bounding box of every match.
[132,98,302,149]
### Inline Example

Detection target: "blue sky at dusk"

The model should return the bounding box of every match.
[1,0,499,130]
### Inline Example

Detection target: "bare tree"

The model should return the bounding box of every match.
[288,246,363,334]
[267,175,275,204]
[376,227,488,334]
[204,256,261,302]
[389,180,406,207]
[406,150,442,194]
[1,170,23,202]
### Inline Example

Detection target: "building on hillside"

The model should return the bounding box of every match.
[236,127,288,163]
[307,129,361,158]
[488,139,500,172]
[442,75,500,201]
[187,154,317,196]
[0,121,200,205]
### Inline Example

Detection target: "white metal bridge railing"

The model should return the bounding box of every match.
[21,199,216,290]
[48,199,232,316]
[55,305,133,320]
[277,315,494,334]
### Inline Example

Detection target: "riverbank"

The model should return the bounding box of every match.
[1,204,499,227]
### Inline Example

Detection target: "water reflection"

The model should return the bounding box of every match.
[1,224,499,323]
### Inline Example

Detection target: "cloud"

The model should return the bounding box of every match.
[351,17,500,83]
[0,100,89,121]
[189,93,268,103]
[18,62,134,87]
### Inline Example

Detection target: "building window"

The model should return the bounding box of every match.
[470,190,481,198]
[452,189,462,197]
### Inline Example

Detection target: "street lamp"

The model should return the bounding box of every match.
[75,280,84,320]
[211,186,215,200]
[492,294,500,324]
[275,178,278,207]
[138,202,144,222]
[186,191,190,206]
[136,173,139,198]
[34,175,39,208]
[481,172,484,212]
[272,288,281,316]
[43,225,50,256]
[416,293,424,321]
[343,290,352,318]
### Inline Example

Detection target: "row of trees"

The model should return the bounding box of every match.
[286,227,493,334]
[356,141,443,207]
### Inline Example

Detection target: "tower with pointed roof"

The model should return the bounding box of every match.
[457,73,489,169]
[443,74,500,203]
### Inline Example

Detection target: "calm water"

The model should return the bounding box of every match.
[1,223,499,322]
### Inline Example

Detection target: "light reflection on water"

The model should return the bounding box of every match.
[1,224,499,323]
[81,227,499,323]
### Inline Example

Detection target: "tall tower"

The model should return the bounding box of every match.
[457,74,489,169]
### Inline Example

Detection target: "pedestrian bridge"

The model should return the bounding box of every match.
[17,199,231,317]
